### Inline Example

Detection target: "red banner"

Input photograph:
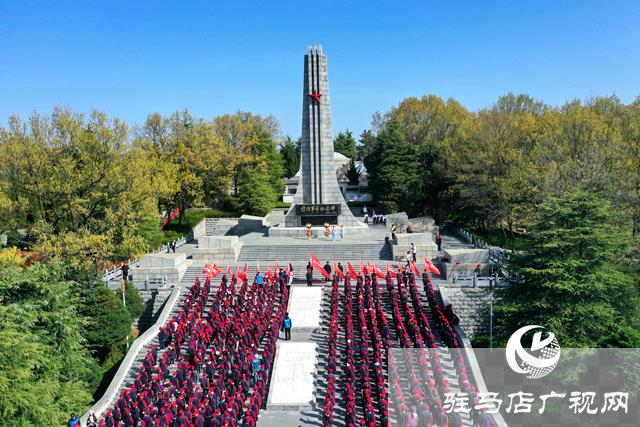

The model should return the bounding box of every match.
[409,259,421,276]
[386,263,395,275]
[424,257,441,275]
[334,263,345,280]
[311,256,330,279]
[374,263,385,279]
[347,261,359,280]
[397,261,406,273]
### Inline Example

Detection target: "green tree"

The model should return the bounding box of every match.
[494,192,639,347]
[235,166,277,216]
[345,158,361,185]
[78,279,132,362]
[368,121,420,213]
[280,135,300,178]
[0,261,98,425]
[124,281,146,321]
[0,108,179,261]
[333,130,357,159]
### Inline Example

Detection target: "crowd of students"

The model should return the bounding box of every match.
[100,270,290,427]
[321,269,495,427]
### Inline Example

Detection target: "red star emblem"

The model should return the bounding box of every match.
[308,92,322,103]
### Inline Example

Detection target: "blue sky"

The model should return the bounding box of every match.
[1,1,639,139]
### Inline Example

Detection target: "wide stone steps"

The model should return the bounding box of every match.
[237,243,392,263]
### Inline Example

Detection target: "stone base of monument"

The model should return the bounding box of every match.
[268,224,370,238]
[130,253,189,288]
[191,235,242,261]
[266,341,317,410]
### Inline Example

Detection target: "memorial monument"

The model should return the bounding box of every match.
[280,45,362,230]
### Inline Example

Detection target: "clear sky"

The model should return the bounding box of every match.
[1,1,639,139]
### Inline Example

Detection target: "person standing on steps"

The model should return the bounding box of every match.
[251,352,261,384]
[283,313,292,340]
[339,224,345,240]
[324,261,332,282]
[411,242,417,262]
[435,228,442,251]
[121,262,129,281]
[306,267,313,287]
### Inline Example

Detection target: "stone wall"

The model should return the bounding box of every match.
[130,253,189,288]
[191,235,241,261]
[134,289,173,333]
[439,285,493,340]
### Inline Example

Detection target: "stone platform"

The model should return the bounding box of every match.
[266,341,317,410]
[287,287,323,330]
[268,224,370,238]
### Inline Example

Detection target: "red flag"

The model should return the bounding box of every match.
[397,261,406,273]
[266,264,272,280]
[368,262,374,274]
[424,257,441,275]
[334,263,345,280]
[311,256,329,278]
[310,253,320,265]
[347,261,358,280]
[386,263,395,275]
[256,261,260,274]
[360,261,369,275]
[168,207,180,220]
[275,261,280,273]
[203,264,213,276]
[409,260,420,276]
[374,263,385,279]
[226,266,232,276]
[212,263,221,278]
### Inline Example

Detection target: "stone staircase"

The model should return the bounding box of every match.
[134,290,172,332]
[237,242,392,263]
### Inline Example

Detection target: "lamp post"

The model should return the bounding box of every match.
[120,279,129,349]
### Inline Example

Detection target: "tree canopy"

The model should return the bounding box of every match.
[364,94,640,248]
[0,261,100,425]
[333,130,357,160]
[494,192,639,347]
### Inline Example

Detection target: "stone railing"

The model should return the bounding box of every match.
[451,273,507,288]
[81,286,181,424]
[437,287,507,427]
[448,226,509,268]
[456,327,509,427]
[102,234,191,286]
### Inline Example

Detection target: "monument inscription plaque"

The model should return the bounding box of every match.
[295,204,341,216]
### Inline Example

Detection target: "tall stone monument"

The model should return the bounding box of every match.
[283,45,361,228]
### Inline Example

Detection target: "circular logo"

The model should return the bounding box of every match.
[506,325,561,379]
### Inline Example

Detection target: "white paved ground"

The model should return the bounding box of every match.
[287,287,323,329]
[267,342,317,407]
